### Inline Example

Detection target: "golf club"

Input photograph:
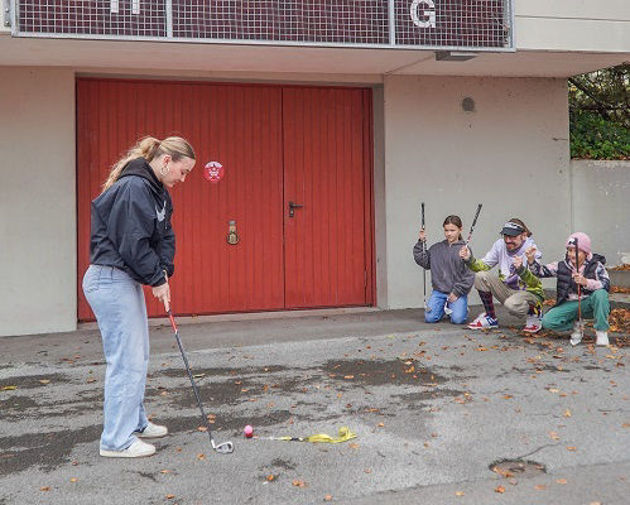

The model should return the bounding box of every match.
[575,237,584,341]
[466,203,483,245]
[421,202,430,312]
[167,310,234,454]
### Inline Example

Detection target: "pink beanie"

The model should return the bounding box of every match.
[566,232,592,255]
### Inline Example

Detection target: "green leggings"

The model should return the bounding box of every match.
[541,289,610,332]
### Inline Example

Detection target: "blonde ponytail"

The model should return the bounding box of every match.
[102,136,195,192]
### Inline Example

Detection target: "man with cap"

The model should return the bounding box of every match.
[459,218,544,332]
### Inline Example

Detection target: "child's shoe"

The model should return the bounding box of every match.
[522,315,542,333]
[569,322,583,346]
[467,313,498,330]
[595,330,609,347]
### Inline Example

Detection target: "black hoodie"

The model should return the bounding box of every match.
[89,157,175,287]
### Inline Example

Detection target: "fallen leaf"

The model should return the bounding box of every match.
[556,478,568,484]
[549,431,560,441]
[266,474,275,482]
[567,446,577,452]
[1,385,17,391]
[364,468,372,474]
[70,478,78,483]
[455,491,465,496]
[38,379,50,385]
[564,409,572,417]
[324,495,333,501]
[348,443,360,449]
[292,479,307,488]
[166,494,175,499]
[495,485,505,493]
[534,484,547,490]
[197,426,208,432]
[197,453,206,460]
[344,375,354,380]
[40,486,50,491]
[160,469,172,474]
[377,422,385,428]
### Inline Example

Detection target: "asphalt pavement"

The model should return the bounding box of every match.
[2,307,630,505]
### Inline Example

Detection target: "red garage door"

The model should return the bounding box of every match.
[77,79,373,321]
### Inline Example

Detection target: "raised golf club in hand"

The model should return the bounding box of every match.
[459,245,471,261]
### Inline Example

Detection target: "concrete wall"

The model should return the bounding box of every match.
[515,0,630,52]
[382,75,571,309]
[2,69,619,333]
[0,67,76,336]
[571,160,630,267]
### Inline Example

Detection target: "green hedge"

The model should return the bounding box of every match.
[570,109,630,160]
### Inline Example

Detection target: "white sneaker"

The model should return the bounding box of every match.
[522,315,542,334]
[596,330,609,347]
[100,438,156,458]
[467,313,498,330]
[134,421,168,439]
[570,322,583,346]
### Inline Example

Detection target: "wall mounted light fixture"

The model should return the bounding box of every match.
[435,51,477,62]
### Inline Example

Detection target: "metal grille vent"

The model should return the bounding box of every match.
[11,0,513,51]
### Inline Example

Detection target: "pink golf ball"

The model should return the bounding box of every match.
[244,425,253,438]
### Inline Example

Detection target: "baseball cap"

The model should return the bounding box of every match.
[501,221,525,237]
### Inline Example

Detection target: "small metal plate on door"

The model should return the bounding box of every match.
[227,220,239,245]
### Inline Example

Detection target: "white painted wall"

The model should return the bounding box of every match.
[571,160,630,267]
[0,67,76,336]
[382,75,571,309]
[515,0,630,52]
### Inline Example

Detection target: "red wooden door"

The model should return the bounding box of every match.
[283,87,374,308]
[77,79,284,320]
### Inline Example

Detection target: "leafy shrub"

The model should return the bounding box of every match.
[570,109,630,160]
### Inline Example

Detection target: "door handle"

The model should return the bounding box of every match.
[288,201,304,218]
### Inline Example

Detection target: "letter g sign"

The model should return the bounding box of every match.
[410,0,436,29]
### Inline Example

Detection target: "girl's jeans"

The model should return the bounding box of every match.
[542,289,610,332]
[83,265,150,451]
[425,290,468,324]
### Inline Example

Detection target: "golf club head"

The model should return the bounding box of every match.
[212,439,235,454]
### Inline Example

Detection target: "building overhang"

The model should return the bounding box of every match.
[0,35,628,78]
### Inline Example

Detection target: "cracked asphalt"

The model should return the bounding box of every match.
[2,308,630,505]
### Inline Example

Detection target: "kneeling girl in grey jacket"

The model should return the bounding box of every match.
[413,215,475,324]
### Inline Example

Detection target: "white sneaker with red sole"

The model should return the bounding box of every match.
[522,315,542,333]
[467,313,498,330]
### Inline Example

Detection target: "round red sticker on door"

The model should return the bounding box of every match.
[204,161,225,183]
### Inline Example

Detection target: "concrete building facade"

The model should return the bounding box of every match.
[1,1,629,336]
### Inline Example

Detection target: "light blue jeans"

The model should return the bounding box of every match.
[82,265,150,451]
[425,290,469,325]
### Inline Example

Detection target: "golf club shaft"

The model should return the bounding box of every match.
[421,202,427,307]
[575,238,582,328]
[168,311,214,444]
[466,203,483,244]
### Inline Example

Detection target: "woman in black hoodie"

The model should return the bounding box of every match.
[82,136,196,458]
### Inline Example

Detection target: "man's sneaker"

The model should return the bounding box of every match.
[522,315,542,334]
[596,330,609,347]
[467,313,498,330]
[134,421,168,439]
[100,438,156,458]
[570,323,583,346]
